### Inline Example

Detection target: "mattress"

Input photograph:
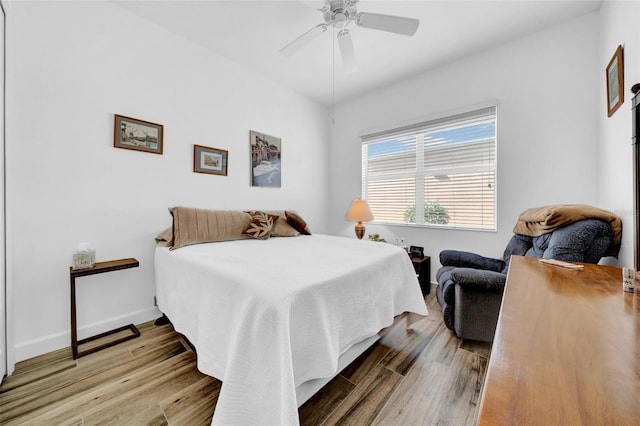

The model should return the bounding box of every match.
[154,234,428,425]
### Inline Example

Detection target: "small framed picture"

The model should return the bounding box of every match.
[194,144,228,176]
[114,114,164,154]
[606,45,624,117]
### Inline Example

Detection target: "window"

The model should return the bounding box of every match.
[361,106,497,231]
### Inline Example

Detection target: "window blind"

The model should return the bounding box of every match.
[361,106,497,230]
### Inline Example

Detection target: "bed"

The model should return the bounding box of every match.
[154,215,427,425]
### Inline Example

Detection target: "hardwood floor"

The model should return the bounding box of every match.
[0,288,490,425]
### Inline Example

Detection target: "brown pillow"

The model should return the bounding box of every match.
[242,211,278,240]
[246,210,298,237]
[272,217,298,237]
[155,227,173,247]
[285,211,311,235]
[170,207,252,250]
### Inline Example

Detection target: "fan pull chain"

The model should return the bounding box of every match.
[332,26,335,125]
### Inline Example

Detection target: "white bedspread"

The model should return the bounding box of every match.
[154,234,428,425]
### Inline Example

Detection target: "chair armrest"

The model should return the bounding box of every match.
[451,268,506,293]
[439,250,505,272]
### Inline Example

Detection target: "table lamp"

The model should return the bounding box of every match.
[346,199,374,239]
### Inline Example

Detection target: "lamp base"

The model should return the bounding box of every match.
[355,222,365,239]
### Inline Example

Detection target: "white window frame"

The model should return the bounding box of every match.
[360,105,497,231]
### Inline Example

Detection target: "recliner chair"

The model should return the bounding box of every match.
[435,218,615,342]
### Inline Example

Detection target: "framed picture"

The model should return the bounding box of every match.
[114,114,164,154]
[250,130,281,188]
[193,144,228,176]
[606,45,624,117]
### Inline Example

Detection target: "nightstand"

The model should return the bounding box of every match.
[411,255,431,296]
[69,257,141,359]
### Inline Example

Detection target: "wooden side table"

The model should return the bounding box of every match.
[411,255,431,296]
[70,257,140,359]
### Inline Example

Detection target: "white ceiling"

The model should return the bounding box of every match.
[114,0,602,107]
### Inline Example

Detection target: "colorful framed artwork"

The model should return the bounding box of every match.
[193,144,228,176]
[250,130,281,188]
[606,45,624,117]
[114,114,164,154]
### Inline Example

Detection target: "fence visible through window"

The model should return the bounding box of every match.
[361,106,497,231]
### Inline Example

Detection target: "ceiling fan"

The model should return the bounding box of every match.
[279,0,420,73]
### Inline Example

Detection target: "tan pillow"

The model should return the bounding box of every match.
[247,210,298,237]
[170,207,252,250]
[285,211,311,235]
[155,227,173,247]
[242,211,278,240]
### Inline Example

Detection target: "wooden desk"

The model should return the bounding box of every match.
[477,255,640,425]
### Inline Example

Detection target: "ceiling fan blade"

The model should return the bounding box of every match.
[337,29,357,74]
[356,12,419,36]
[280,24,328,57]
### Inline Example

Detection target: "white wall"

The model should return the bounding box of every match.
[597,0,640,269]
[329,12,602,280]
[0,0,6,383]
[6,1,329,364]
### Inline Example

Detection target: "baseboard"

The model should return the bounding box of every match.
[13,307,161,363]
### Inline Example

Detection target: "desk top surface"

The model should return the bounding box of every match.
[477,255,640,425]
[69,257,139,278]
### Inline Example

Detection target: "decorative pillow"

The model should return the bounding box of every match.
[155,227,173,247]
[285,211,312,235]
[272,217,298,236]
[242,211,279,240]
[246,210,298,237]
[170,207,252,250]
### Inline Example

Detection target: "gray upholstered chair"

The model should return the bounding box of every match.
[435,219,615,342]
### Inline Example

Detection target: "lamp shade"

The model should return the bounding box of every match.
[346,199,374,222]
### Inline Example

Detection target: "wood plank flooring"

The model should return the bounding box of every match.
[0,287,490,425]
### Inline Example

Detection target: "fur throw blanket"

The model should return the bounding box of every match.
[512,204,622,257]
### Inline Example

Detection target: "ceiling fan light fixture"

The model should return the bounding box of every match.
[333,11,347,26]
[323,2,356,28]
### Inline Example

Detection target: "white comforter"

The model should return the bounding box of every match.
[154,234,428,425]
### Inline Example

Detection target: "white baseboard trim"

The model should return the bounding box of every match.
[13,307,162,363]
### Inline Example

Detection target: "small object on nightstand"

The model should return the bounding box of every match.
[346,199,374,239]
[409,245,424,258]
[72,242,95,270]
